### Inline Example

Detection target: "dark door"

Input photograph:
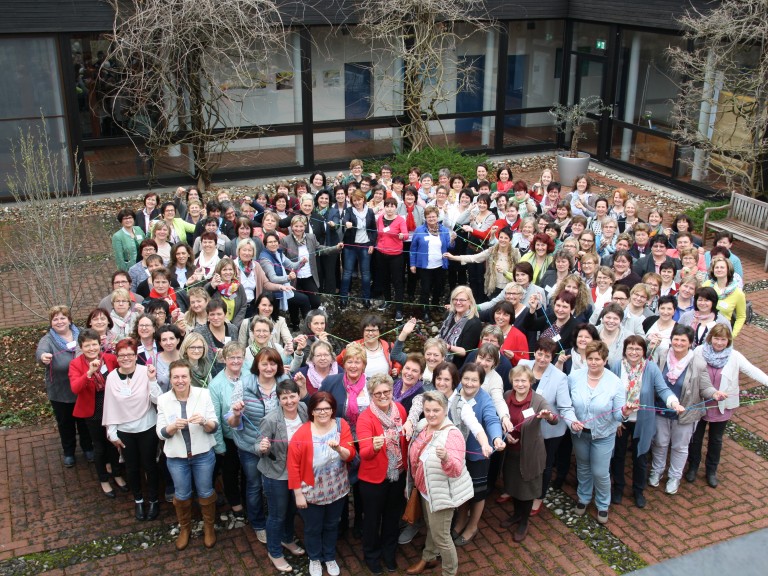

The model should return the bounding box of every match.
[345,62,372,142]
[504,55,527,127]
[456,55,484,133]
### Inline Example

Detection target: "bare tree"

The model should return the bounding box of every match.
[354,0,491,152]
[104,0,287,190]
[668,0,768,196]
[1,123,97,319]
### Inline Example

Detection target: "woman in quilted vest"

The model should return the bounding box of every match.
[406,390,473,576]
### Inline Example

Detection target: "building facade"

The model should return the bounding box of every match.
[0,0,724,198]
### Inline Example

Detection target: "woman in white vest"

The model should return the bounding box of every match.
[405,391,473,576]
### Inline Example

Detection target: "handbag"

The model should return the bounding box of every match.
[402,487,422,523]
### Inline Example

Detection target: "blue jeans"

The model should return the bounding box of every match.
[165,449,216,500]
[238,449,266,530]
[298,497,345,562]
[262,476,297,559]
[340,245,371,301]
[572,432,615,511]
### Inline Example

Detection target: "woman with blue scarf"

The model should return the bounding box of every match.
[688,324,768,487]
[36,305,93,468]
[258,231,307,331]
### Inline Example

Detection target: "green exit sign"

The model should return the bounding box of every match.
[596,39,607,50]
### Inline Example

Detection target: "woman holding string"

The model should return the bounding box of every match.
[193,299,239,379]
[257,380,309,572]
[438,285,483,369]
[357,374,409,574]
[608,336,684,508]
[229,348,290,545]
[568,341,627,524]
[208,342,249,522]
[156,360,218,550]
[688,324,768,487]
[179,332,212,388]
[288,392,356,576]
[68,328,125,497]
[499,365,558,542]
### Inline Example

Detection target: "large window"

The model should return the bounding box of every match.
[0,37,70,197]
[504,20,564,148]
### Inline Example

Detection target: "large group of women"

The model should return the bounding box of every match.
[35,158,767,576]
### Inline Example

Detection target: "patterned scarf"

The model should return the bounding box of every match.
[236,257,252,278]
[701,342,733,369]
[368,400,403,481]
[621,359,645,406]
[216,280,240,299]
[438,312,470,346]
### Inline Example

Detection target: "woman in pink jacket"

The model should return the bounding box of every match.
[375,198,409,321]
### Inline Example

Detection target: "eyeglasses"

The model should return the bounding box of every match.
[114,299,130,304]
[117,354,136,359]
[188,346,204,351]
[227,357,244,362]
[453,298,469,303]
[313,407,332,413]
[363,328,379,333]
[372,391,392,399]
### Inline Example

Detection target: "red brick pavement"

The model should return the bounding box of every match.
[2,175,768,574]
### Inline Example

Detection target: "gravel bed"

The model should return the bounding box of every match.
[726,421,768,461]
[543,489,648,574]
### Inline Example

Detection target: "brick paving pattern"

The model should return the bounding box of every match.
[1,170,767,575]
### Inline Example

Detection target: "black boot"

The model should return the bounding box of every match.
[501,498,524,528]
[134,500,145,521]
[685,464,698,483]
[146,500,160,520]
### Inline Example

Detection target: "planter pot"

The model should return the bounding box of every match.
[556,152,592,188]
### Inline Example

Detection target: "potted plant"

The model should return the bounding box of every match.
[549,95,608,186]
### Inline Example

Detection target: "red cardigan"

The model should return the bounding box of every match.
[356,403,408,484]
[68,353,118,418]
[501,326,529,367]
[287,418,356,490]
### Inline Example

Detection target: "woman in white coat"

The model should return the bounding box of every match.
[687,323,768,487]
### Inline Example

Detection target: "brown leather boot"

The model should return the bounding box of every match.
[198,493,218,548]
[406,559,438,575]
[173,498,193,551]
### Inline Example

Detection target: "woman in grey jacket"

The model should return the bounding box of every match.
[258,380,309,572]
[649,324,714,496]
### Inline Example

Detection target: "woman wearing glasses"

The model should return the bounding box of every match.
[288,392,356,576]
[102,338,163,521]
[438,286,483,369]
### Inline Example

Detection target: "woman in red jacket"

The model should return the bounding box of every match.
[288,392,356,576]
[375,198,409,321]
[68,329,127,498]
[356,374,408,574]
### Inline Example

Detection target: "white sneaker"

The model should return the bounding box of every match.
[665,477,680,495]
[648,471,661,488]
[255,528,267,544]
[326,560,340,576]
[309,560,322,576]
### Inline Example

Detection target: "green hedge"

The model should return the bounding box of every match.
[366,146,489,180]
[684,199,730,233]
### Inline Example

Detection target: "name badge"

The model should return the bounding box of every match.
[66,341,77,350]
[120,386,132,397]
[522,408,536,419]
[100,364,108,375]
[383,226,391,233]
[224,336,232,344]
[551,334,561,343]
[137,345,145,354]
[719,302,730,309]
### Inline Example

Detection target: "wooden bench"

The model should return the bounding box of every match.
[701,191,768,270]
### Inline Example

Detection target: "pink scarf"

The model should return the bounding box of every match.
[343,373,367,426]
[665,349,693,386]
